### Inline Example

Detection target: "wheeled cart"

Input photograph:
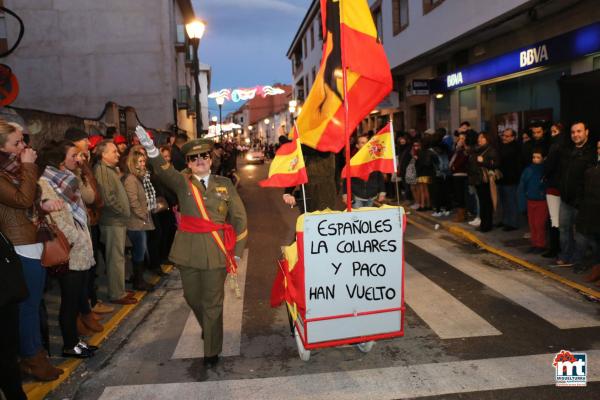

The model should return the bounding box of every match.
[273,206,406,361]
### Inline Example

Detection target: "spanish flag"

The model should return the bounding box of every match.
[341,123,396,181]
[296,0,392,153]
[259,129,308,188]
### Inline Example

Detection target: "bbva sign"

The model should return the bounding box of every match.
[520,44,549,67]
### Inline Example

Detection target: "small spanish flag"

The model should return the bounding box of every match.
[296,0,392,153]
[259,129,308,188]
[341,123,396,181]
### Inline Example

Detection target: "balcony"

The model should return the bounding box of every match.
[177,86,192,109]
[185,44,194,67]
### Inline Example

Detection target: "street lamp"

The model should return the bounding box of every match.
[264,118,270,144]
[186,20,206,137]
[216,96,224,142]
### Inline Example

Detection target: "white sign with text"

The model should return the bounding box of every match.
[303,208,404,343]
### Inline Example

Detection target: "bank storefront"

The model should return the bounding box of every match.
[438,22,600,136]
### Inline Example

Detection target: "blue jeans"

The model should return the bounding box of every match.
[467,185,479,217]
[127,230,148,263]
[18,256,46,358]
[558,201,588,264]
[352,198,374,208]
[498,184,519,228]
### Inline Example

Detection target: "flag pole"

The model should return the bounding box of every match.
[293,119,309,215]
[389,116,401,206]
[340,0,352,212]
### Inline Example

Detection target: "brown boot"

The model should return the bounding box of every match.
[81,312,103,333]
[37,349,64,376]
[453,208,466,222]
[585,265,600,282]
[77,315,95,336]
[20,351,61,381]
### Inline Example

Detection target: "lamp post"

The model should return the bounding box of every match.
[216,96,224,142]
[186,20,206,138]
[288,99,297,130]
[264,118,270,144]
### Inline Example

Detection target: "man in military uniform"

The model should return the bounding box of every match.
[135,126,247,367]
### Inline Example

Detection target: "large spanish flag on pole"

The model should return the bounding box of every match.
[259,129,308,188]
[341,122,396,180]
[295,0,392,153]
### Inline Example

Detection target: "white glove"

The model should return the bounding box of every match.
[135,125,159,158]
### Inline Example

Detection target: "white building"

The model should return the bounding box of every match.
[2,0,206,137]
[288,0,600,136]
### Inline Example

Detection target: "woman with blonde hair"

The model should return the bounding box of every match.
[123,146,155,291]
[0,120,64,381]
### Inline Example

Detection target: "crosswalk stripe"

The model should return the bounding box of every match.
[410,239,600,329]
[171,249,249,359]
[405,263,501,339]
[99,349,600,399]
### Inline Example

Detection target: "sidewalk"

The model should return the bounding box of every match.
[22,262,173,400]
[405,205,600,300]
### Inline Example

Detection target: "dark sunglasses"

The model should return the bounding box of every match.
[187,152,211,162]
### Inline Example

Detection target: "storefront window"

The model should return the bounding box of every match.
[481,67,568,136]
[459,87,477,128]
[434,94,450,132]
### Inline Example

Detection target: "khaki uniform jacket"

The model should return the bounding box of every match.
[94,161,130,226]
[148,156,248,270]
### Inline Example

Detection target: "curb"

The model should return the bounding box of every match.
[23,265,174,400]
[410,211,600,300]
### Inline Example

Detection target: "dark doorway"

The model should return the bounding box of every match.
[559,69,600,141]
[411,103,427,133]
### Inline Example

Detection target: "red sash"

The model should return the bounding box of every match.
[178,181,238,274]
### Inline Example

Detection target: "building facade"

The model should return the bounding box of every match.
[2,0,206,138]
[288,0,600,136]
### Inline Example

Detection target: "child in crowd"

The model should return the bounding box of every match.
[518,149,548,253]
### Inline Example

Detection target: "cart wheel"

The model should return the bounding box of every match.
[294,327,311,361]
[356,341,375,353]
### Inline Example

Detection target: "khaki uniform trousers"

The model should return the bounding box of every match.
[179,266,227,357]
[99,225,126,300]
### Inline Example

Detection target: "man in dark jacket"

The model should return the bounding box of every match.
[171,133,188,171]
[520,122,549,167]
[578,139,600,283]
[556,122,597,271]
[497,128,522,230]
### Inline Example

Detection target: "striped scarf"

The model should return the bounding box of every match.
[142,171,157,211]
[41,166,87,229]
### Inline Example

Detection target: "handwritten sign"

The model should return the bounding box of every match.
[303,207,403,343]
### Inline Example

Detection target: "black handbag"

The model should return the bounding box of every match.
[0,231,29,307]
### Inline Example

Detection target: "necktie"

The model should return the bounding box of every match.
[200,178,206,189]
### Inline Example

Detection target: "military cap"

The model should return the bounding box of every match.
[181,138,214,157]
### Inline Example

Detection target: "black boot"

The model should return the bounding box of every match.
[132,262,154,291]
[542,227,560,258]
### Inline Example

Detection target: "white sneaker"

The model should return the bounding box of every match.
[468,217,481,227]
[432,211,442,217]
[442,210,450,217]
[410,203,419,209]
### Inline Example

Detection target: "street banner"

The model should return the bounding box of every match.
[341,122,396,180]
[295,0,392,153]
[259,128,308,188]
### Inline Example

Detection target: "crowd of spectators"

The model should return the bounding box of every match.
[394,120,600,282]
[0,120,245,395]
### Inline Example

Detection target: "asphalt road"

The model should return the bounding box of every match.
[52,159,599,400]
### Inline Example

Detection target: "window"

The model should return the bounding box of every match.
[423,0,444,15]
[372,7,383,43]
[317,13,323,41]
[303,36,307,59]
[392,0,409,35]
[312,67,317,85]
[310,25,315,50]
[594,55,600,70]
